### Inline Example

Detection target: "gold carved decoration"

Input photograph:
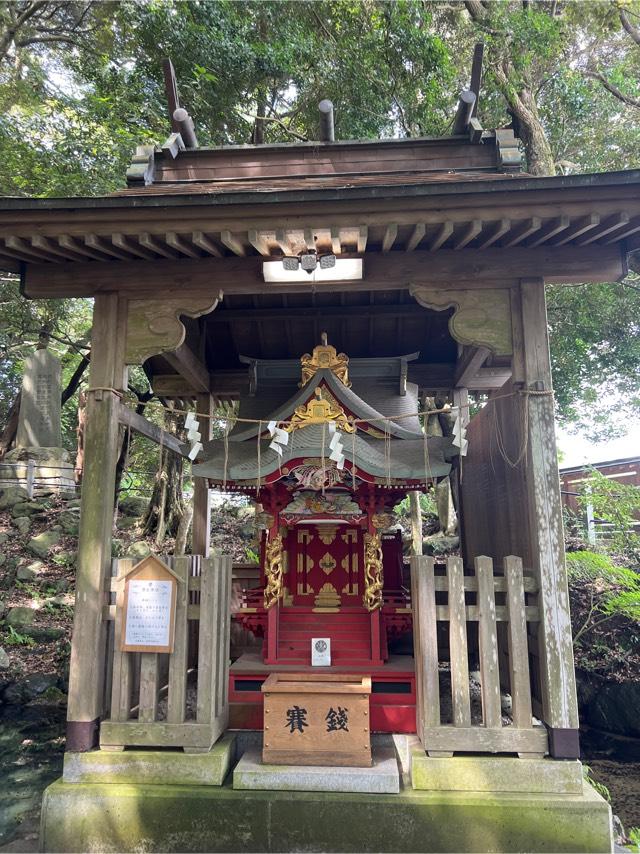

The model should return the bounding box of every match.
[284,387,355,434]
[409,286,513,355]
[319,552,337,576]
[125,294,222,364]
[314,582,341,608]
[300,333,351,388]
[372,513,394,531]
[264,533,285,610]
[363,533,384,612]
[317,526,338,545]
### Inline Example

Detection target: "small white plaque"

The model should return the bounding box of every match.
[124,579,174,650]
[312,637,331,666]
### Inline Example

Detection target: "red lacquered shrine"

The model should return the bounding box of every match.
[193,336,457,730]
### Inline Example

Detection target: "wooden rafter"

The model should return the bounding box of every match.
[163,343,210,393]
[219,230,246,256]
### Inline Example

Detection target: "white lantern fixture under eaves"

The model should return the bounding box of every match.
[263,255,363,284]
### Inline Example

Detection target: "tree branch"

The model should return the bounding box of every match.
[619,7,640,47]
[586,70,640,109]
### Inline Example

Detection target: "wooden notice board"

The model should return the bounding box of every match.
[262,673,372,767]
[120,555,179,654]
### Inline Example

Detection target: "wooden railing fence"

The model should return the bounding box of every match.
[100,554,231,752]
[411,554,548,757]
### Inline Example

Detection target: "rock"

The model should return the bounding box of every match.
[0,646,9,670]
[0,531,9,544]
[13,515,31,535]
[116,515,139,531]
[423,533,460,555]
[24,673,59,696]
[54,577,70,593]
[125,541,152,560]
[46,593,74,607]
[0,599,5,619]
[6,606,35,627]
[0,485,29,510]
[0,553,6,568]
[65,498,82,508]
[27,528,62,558]
[54,550,76,567]
[23,625,64,643]
[58,510,79,535]
[118,495,148,517]
[11,500,48,518]
[111,538,124,558]
[16,560,45,582]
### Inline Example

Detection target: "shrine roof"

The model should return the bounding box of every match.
[230,363,423,441]
[192,426,454,485]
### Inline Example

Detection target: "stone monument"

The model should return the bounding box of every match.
[0,347,76,496]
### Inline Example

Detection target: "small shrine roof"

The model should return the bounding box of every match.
[230,368,422,441]
[192,426,454,486]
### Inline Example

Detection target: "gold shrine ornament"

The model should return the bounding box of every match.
[284,387,355,434]
[264,533,285,609]
[300,333,351,388]
[363,533,384,612]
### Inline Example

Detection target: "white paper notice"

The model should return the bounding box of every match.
[311,637,331,666]
[124,579,173,648]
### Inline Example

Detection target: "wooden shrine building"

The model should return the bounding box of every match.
[2,82,639,851]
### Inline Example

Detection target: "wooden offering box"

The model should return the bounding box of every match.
[262,673,372,767]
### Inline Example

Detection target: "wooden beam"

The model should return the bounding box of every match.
[476,219,510,250]
[428,222,453,252]
[330,226,342,255]
[67,294,126,749]
[163,343,210,393]
[22,244,626,299]
[86,234,133,261]
[452,220,482,250]
[118,403,188,456]
[382,223,398,253]
[275,229,290,255]
[31,235,83,262]
[112,233,156,260]
[357,225,368,253]
[247,229,271,256]
[219,230,246,256]
[601,218,640,244]
[139,232,180,259]
[153,370,247,398]
[192,231,223,257]
[469,43,484,119]
[575,213,629,246]
[405,223,426,252]
[454,346,491,387]
[59,234,109,262]
[502,218,541,248]
[166,232,200,258]
[5,236,61,263]
[526,215,570,248]
[549,214,600,247]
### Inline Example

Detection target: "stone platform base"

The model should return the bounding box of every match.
[62,734,235,787]
[411,749,585,794]
[40,777,612,853]
[234,747,399,793]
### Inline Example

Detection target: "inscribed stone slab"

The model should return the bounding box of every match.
[16,349,62,449]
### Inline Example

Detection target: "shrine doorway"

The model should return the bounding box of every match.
[287,523,363,609]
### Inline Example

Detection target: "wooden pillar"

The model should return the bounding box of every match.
[515,278,579,757]
[451,387,469,563]
[192,393,214,556]
[67,293,127,751]
[409,491,423,556]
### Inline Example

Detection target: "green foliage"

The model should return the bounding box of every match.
[394,491,437,518]
[2,624,35,647]
[577,470,640,560]
[566,551,640,645]
[245,546,260,565]
[582,763,611,802]
[628,827,640,852]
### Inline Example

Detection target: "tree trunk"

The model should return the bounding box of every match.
[509,87,556,176]
[143,409,186,546]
